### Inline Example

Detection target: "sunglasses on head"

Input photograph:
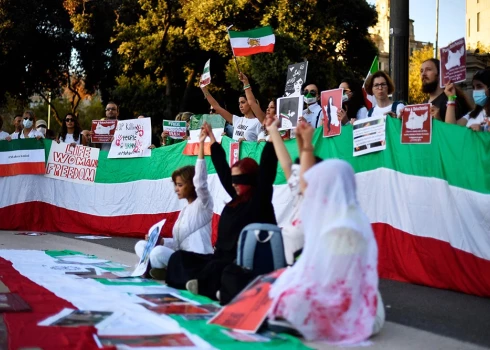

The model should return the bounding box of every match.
[303,90,317,96]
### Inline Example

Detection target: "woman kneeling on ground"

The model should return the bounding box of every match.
[134,126,214,279]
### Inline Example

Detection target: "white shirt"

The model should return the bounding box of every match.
[19,129,44,139]
[10,131,20,139]
[369,103,405,118]
[257,126,270,142]
[232,115,262,141]
[303,103,323,128]
[356,107,369,120]
[165,159,214,255]
[463,109,487,128]
[0,131,9,140]
[61,133,82,145]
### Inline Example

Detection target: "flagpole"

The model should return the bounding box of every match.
[226,25,241,73]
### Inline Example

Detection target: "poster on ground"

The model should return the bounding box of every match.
[108,118,152,159]
[94,333,201,348]
[401,103,432,144]
[284,61,308,97]
[439,38,466,87]
[131,218,167,277]
[200,59,211,87]
[38,308,115,328]
[163,120,187,139]
[208,269,285,333]
[321,88,343,138]
[353,116,387,157]
[91,120,117,143]
[277,96,302,130]
[45,142,100,184]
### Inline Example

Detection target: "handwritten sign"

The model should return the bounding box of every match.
[108,118,152,159]
[401,103,432,144]
[91,120,117,143]
[163,120,187,139]
[440,38,466,87]
[45,142,100,184]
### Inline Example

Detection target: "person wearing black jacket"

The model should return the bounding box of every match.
[165,123,278,300]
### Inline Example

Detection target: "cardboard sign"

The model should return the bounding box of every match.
[353,116,387,157]
[229,141,239,166]
[131,219,166,277]
[277,95,302,130]
[45,142,100,184]
[284,61,308,97]
[200,59,211,87]
[321,88,343,138]
[163,120,187,139]
[401,103,432,144]
[208,269,285,333]
[440,38,466,87]
[91,120,117,143]
[108,118,152,159]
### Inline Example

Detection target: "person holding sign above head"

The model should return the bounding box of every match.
[57,113,88,146]
[6,110,44,141]
[166,123,278,299]
[445,69,490,132]
[134,124,214,280]
[364,71,405,119]
[338,78,368,124]
[201,79,262,142]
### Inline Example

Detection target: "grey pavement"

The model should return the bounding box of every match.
[2,230,489,350]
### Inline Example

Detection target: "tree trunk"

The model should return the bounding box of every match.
[179,68,196,112]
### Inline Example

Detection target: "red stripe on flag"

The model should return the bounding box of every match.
[0,257,99,349]
[362,88,373,110]
[0,162,45,177]
[233,44,274,56]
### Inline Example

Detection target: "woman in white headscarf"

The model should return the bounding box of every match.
[269,159,384,344]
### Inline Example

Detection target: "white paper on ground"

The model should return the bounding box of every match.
[56,256,109,265]
[96,311,181,336]
[75,236,112,240]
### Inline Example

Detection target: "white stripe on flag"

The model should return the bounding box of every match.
[230,34,275,48]
[0,149,45,164]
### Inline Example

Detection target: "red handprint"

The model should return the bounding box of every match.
[135,125,144,137]
[133,140,143,153]
[115,134,123,147]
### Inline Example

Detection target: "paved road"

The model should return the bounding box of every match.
[5,231,490,349]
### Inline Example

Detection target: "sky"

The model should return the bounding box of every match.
[367,0,466,48]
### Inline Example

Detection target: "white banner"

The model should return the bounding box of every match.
[108,118,152,159]
[45,142,100,184]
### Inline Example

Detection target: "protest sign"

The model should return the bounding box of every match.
[440,38,466,87]
[208,269,284,333]
[91,120,117,143]
[0,139,45,177]
[131,218,166,277]
[163,120,187,139]
[183,114,225,156]
[321,88,343,138]
[229,141,239,166]
[401,103,432,144]
[284,61,308,97]
[277,95,302,130]
[45,142,100,184]
[200,59,211,87]
[353,116,387,157]
[108,118,151,159]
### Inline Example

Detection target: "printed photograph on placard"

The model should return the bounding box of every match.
[41,309,113,327]
[321,89,343,138]
[401,103,432,144]
[439,38,466,87]
[352,116,387,157]
[277,96,302,130]
[136,293,191,305]
[284,61,308,97]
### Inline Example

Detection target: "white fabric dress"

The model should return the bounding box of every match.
[60,133,82,145]
[269,159,384,344]
[135,159,214,268]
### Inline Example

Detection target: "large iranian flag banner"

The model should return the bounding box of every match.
[0,139,45,177]
[0,119,489,298]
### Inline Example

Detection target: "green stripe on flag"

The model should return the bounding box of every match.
[228,26,273,39]
[370,56,379,74]
[0,138,45,152]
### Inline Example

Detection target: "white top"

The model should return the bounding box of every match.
[0,131,9,140]
[356,107,369,120]
[463,109,487,128]
[232,115,262,141]
[257,126,270,142]
[19,129,44,139]
[369,103,405,118]
[165,159,214,255]
[61,133,82,145]
[10,131,20,139]
[302,103,323,128]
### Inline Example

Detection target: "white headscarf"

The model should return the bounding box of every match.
[269,159,379,344]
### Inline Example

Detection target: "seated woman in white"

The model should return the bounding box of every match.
[134,127,213,279]
[269,158,385,344]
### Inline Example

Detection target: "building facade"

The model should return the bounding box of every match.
[466,0,490,50]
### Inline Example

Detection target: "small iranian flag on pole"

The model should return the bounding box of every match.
[362,56,379,110]
[200,59,211,87]
[229,26,275,56]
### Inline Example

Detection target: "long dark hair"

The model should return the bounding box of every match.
[341,78,366,120]
[469,69,490,119]
[60,113,82,142]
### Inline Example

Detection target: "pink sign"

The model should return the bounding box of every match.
[91,120,117,143]
[439,38,466,87]
[321,88,343,138]
[401,103,432,144]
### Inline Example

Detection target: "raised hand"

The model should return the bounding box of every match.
[444,81,456,97]
[238,72,249,85]
[199,123,209,143]
[265,116,280,132]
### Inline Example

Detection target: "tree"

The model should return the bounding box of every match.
[408,45,434,104]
